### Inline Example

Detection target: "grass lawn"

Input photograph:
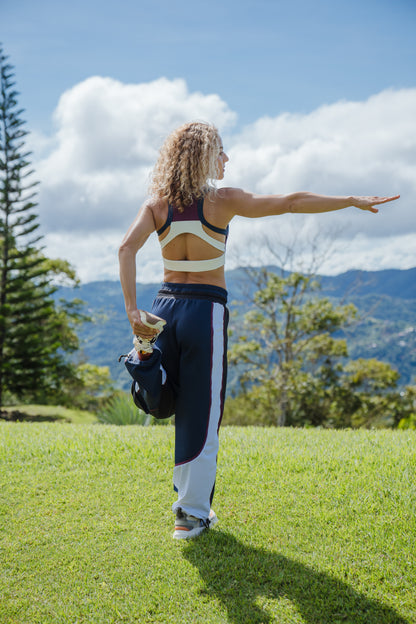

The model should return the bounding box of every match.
[0,424,415,624]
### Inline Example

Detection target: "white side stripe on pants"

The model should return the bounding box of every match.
[172,302,225,519]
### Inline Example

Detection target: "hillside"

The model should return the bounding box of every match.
[55,267,416,389]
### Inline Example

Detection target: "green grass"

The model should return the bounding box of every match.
[0,424,415,624]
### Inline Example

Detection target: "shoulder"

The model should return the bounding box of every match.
[205,187,248,212]
[201,188,242,228]
[142,197,169,231]
[202,187,255,226]
[206,187,261,218]
[213,187,245,202]
[207,187,291,219]
[142,196,167,211]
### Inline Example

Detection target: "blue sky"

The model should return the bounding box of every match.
[1,0,416,281]
[3,0,416,132]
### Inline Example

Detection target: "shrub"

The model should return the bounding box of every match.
[97,393,151,426]
[398,413,416,430]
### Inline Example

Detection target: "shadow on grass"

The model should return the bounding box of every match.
[0,409,67,423]
[183,530,409,624]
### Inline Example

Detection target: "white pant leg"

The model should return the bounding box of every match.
[172,302,226,519]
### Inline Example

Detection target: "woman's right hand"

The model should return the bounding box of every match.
[127,309,166,339]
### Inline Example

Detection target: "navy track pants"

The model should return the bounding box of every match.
[126,282,229,520]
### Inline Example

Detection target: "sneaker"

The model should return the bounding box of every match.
[173,508,218,540]
[133,310,166,354]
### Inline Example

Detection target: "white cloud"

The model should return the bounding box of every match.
[30,79,416,282]
[225,89,415,239]
[34,76,237,233]
[42,230,164,284]
[226,218,416,277]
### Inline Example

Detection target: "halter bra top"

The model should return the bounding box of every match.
[157,198,229,272]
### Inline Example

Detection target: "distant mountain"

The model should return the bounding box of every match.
[226,266,416,301]
[55,267,416,390]
[318,268,416,300]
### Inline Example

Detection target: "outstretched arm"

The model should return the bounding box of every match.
[222,188,400,219]
[284,192,400,214]
[118,202,158,337]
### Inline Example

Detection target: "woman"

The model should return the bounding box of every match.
[118,121,399,539]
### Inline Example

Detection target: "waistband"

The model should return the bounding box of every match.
[156,282,228,305]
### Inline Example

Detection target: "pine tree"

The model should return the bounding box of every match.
[0,45,81,407]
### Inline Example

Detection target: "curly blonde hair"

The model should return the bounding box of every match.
[149,122,221,211]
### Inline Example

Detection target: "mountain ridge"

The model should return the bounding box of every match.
[55,267,416,389]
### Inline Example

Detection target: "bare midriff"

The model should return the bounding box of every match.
[163,265,226,289]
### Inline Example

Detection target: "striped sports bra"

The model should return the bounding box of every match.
[157,198,229,273]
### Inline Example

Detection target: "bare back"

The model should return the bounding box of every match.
[150,190,232,289]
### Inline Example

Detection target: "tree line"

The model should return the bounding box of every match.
[223,266,416,428]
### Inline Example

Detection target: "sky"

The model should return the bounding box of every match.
[1,0,416,283]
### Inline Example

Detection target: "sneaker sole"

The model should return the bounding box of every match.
[173,525,207,540]
[173,510,218,540]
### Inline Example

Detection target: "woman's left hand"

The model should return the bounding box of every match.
[352,195,400,213]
